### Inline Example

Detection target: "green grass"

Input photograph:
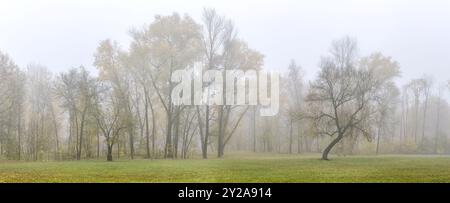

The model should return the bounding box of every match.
[1,153,450,183]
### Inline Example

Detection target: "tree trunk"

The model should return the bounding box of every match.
[376,124,381,155]
[107,145,113,161]
[164,63,174,159]
[196,106,208,159]
[150,98,156,159]
[421,92,429,147]
[164,107,173,158]
[117,141,120,159]
[218,106,224,158]
[51,107,59,160]
[128,127,134,159]
[414,97,419,143]
[204,106,210,159]
[252,106,257,152]
[289,119,293,154]
[298,126,302,154]
[322,134,344,160]
[97,131,100,158]
[144,88,150,158]
[173,111,180,158]
[77,107,87,160]
[434,95,441,154]
[17,105,21,160]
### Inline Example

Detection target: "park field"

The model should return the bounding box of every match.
[0,153,449,183]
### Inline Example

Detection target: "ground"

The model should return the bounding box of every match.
[0,153,449,183]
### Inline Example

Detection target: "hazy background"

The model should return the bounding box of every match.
[0,0,449,84]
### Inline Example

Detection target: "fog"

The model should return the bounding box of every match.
[1,1,450,162]
[1,0,449,84]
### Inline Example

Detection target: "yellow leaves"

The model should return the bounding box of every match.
[359,52,400,82]
[224,39,264,71]
[131,13,203,70]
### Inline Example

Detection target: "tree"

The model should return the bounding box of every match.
[56,66,97,160]
[0,51,25,160]
[26,65,56,160]
[286,60,304,153]
[374,83,399,154]
[197,8,233,159]
[216,39,264,157]
[420,76,432,147]
[127,32,160,159]
[307,37,389,160]
[406,79,425,144]
[434,84,445,154]
[130,13,203,158]
[359,53,400,154]
[94,39,138,159]
[400,84,410,149]
[94,84,126,161]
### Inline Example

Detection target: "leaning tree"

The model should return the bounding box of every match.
[307,37,395,160]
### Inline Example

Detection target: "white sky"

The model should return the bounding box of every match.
[0,0,449,85]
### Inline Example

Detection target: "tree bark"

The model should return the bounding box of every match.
[173,111,180,158]
[252,106,257,152]
[144,87,150,158]
[196,106,208,159]
[217,106,224,158]
[289,119,293,154]
[107,145,113,161]
[376,124,381,155]
[17,104,21,160]
[421,91,429,147]
[434,94,441,154]
[322,134,344,160]
[149,97,156,159]
[77,107,87,160]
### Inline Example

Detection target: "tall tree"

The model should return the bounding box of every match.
[197,8,233,159]
[129,13,203,158]
[56,66,97,160]
[94,83,126,161]
[216,39,264,157]
[286,60,304,153]
[94,39,137,159]
[359,53,400,154]
[307,37,393,160]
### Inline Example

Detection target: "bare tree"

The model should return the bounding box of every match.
[55,66,97,160]
[94,84,126,161]
[307,37,390,160]
[198,8,232,159]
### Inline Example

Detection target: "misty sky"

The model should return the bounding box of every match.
[1,0,449,85]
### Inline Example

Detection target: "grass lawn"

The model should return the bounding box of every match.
[0,153,449,183]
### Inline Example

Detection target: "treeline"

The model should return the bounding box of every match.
[0,9,449,161]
